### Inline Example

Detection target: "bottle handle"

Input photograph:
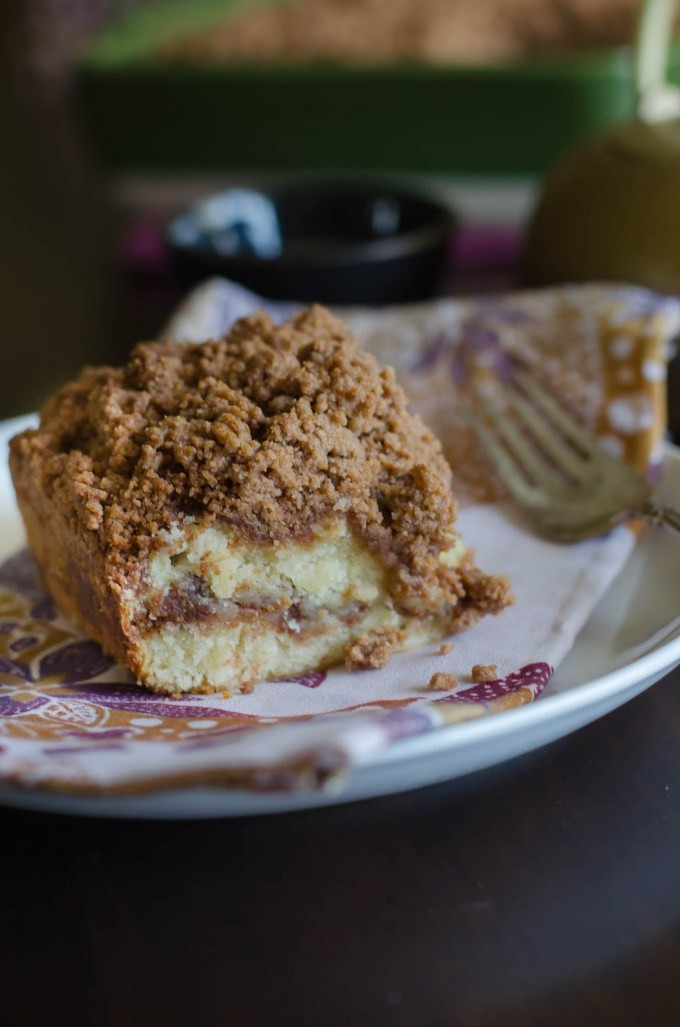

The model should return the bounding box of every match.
[636,0,680,121]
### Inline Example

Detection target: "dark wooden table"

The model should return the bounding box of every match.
[1,675,678,1027]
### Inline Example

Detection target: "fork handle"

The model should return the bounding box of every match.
[637,500,680,534]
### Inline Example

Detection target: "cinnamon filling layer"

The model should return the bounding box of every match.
[144,574,370,638]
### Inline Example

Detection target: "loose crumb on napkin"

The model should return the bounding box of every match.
[428,671,458,692]
[471,663,498,682]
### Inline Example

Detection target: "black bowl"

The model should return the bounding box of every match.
[166,180,456,305]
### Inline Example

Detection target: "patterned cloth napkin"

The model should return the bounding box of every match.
[0,280,678,795]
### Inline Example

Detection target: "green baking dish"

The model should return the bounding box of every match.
[76,0,680,175]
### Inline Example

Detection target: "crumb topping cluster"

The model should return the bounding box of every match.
[344,627,406,671]
[12,307,460,605]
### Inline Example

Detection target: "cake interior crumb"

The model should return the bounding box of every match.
[438,642,453,655]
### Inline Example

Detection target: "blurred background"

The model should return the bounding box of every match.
[2,0,680,418]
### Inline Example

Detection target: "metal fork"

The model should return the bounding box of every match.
[465,366,680,543]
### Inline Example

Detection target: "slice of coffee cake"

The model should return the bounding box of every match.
[10,306,510,695]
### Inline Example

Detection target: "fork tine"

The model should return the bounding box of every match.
[464,405,543,504]
[511,367,601,456]
[497,377,596,482]
[475,391,564,490]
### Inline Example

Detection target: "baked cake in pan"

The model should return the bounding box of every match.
[10,306,511,695]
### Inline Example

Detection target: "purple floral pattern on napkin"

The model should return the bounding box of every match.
[0,547,550,792]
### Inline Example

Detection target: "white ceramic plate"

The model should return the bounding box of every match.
[1,414,679,818]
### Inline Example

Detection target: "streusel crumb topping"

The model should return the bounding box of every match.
[344,627,406,670]
[11,307,465,604]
